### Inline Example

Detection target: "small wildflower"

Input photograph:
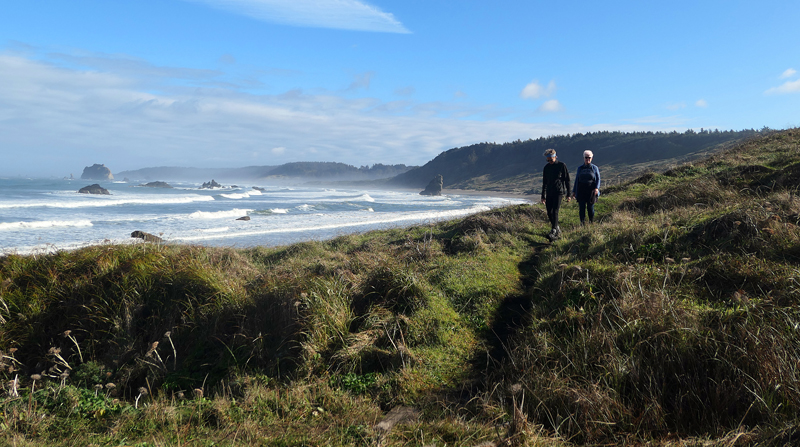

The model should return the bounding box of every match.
[138,387,149,397]
[193,388,204,399]
[30,374,41,381]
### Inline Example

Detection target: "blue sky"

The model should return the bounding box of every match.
[1,0,798,176]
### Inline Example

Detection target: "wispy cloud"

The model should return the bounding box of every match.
[537,99,563,113]
[347,71,374,91]
[394,86,415,97]
[695,99,708,108]
[766,79,800,95]
[765,68,800,95]
[183,0,410,33]
[520,80,556,100]
[666,102,686,111]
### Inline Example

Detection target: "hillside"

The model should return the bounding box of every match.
[1,129,798,446]
[391,128,761,193]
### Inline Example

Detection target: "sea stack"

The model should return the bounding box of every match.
[419,174,444,196]
[81,164,114,181]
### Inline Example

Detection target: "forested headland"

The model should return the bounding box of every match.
[391,128,763,193]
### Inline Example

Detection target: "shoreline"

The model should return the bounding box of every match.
[442,188,535,202]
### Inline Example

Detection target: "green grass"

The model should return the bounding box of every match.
[1,129,799,445]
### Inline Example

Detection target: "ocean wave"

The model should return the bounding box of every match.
[173,205,497,242]
[351,194,375,202]
[0,195,215,210]
[188,209,253,219]
[196,227,230,233]
[295,204,315,211]
[0,219,94,231]
[219,192,252,199]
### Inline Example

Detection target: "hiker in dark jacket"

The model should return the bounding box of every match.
[572,150,601,225]
[540,148,571,239]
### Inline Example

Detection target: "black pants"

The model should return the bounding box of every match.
[545,194,563,230]
[578,201,595,223]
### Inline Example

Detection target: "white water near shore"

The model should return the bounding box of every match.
[0,178,528,256]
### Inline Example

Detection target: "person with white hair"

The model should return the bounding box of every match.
[572,150,601,225]
[541,148,571,239]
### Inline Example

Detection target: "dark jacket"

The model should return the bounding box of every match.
[541,161,571,199]
[572,163,601,202]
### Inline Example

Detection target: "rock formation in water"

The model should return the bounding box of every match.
[200,179,222,189]
[81,164,114,181]
[131,231,163,243]
[419,174,444,196]
[138,181,173,188]
[78,184,111,195]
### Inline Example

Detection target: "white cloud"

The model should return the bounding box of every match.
[765,78,800,95]
[183,0,410,33]
[538,99,563,113]
[0,51,672,177]
[666,102,686,111]
[695,99,708,108]
[780,68,797,79]
[520,80,556,100]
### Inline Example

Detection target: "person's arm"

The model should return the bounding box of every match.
[541,166,547,203]
[563,164,572,199]
[594,165,601,195]
[572,166,579,197]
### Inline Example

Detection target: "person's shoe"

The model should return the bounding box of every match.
[555,226,561,236]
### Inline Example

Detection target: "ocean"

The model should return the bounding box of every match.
[0,177,528,255]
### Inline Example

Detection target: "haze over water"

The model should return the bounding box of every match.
[0,178,527,255]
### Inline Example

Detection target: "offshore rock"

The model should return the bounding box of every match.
[131,231,163,243]
[200,179,222,189]
[138,181,173,188]
[81,164,114,181]
[419,174,444,196]
[236,216,251,221]
[78,184,110,195]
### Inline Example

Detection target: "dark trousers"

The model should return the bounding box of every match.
[545,194,563,229]
[578,201,595,224]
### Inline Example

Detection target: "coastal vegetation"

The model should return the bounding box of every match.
[1,129,799,445]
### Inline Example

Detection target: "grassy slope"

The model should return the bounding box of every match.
[0,129,799,446]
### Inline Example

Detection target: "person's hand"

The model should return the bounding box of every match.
[594,189,599,196]
[540,198,546,204]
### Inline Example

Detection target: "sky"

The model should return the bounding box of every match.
[1,0,799,176]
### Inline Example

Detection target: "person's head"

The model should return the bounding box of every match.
[544,148,557,164]
[583,150,593,165]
